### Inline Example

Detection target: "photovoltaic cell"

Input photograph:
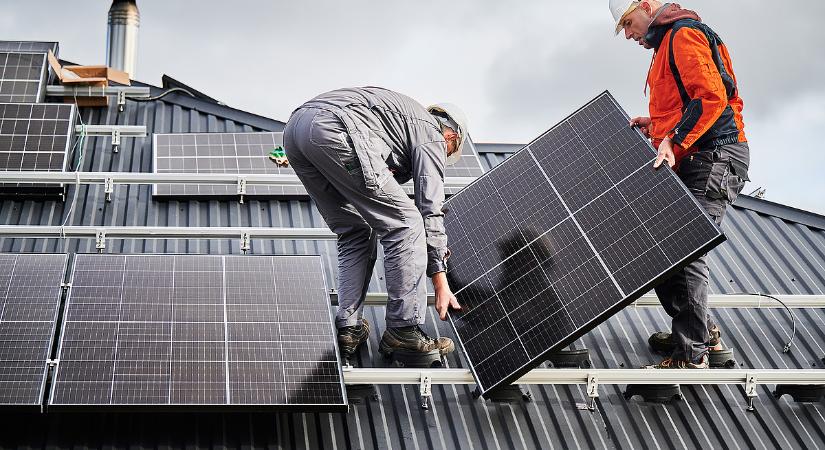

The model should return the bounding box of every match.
[152,131,484,198]
[49,254,346,410]
[0,253,68,408]
[444,91,725,395]
[0,52,49,103]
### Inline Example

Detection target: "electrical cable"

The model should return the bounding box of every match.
[128,87,196,102]
[727,292,797,353]
[59,94,88,251]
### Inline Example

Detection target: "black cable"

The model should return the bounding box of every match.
[128,87,197,102]
[727,292,797,353]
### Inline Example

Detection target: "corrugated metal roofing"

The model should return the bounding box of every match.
[0,89,823,449]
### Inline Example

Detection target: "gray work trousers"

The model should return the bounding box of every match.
[655,142,748,362]
[283,107,428,329]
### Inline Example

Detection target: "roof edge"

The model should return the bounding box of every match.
[732,195,825,231]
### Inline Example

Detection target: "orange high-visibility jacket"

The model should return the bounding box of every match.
[647,19,746,163]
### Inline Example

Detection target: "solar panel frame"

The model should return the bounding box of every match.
[48,254,347,412]
[0,52,49,103]
[0,103,76,197]
[152,131,485,198]
[444,91,726,396]
[0,253,68,410]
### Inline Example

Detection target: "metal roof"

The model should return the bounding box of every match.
[0,86,823,449]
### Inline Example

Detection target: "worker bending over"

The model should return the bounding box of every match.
[611,1,750,368]
[283,87,465,359]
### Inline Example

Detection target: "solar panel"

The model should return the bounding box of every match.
[0,41,59,55]
[444,91,725,396]
[0,52,49,103]
[49,254,346,410]
[152,131,485,198]
[0,103,75,197]
[0,253,68,408]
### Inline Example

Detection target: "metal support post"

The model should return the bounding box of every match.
[586,373,599,411]
[746,374,758,412]
[420,372,433,410]
[95,230,106,253]
[104,177,114,202]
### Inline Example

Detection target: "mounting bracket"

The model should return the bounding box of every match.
[586,373,599,411]
[420,372,433,410]
[745,373,758,412]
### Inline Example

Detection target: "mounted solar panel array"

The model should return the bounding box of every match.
[0,52,49,103]
[444,91,725,396]
[152,131,485,198]
[50,254,346,411]
[0,253,68,409]
[0,103,76,197]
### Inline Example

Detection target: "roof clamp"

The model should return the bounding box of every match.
[60,282,72,292]
[47,359,59,368]
[419,372,433,410]
[237,176,247,204]
[111,129,121,153]
[104,177,114,202]
[95,230,106,253]
[586,373,599,412]
[240,231,251,254]
[745,373,758,412]
[117,91,127,113]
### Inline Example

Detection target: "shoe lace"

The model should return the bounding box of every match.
[659,358,674,368]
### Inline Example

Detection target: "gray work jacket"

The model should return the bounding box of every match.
[297,87,449,276]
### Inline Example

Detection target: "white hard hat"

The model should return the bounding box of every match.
[610,0,640,34]
[427,103,468,166]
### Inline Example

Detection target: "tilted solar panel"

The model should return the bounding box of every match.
[152,131,484,198]
[0,52,49,103]
[444,92,725,396]
[0,253,68,409]
[0,103,75,197]
[0,41,59,55]
[49,254,346,411]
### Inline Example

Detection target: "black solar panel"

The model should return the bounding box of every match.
[152,131,484,197]
[0,253,68,408]
[0,103,75,197]
[0,52,49,103]
[0,41,59,55]
[444,92,725,396]
[49,254,346,410]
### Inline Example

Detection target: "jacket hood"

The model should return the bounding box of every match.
[643,3,702,49]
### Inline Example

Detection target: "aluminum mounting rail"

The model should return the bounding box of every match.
[343,367,825,410]
[75,126,148,152]
[341,367,825,385]
[45,85,152,98]
[0,172,476,192]
[338,292,825,309]
[0,225,335,252]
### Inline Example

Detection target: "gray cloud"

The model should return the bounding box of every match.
[1,0,823,214]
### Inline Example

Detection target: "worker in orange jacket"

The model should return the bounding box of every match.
[611,1,751,368]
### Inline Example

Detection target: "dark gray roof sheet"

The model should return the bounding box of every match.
[0,91,823,449]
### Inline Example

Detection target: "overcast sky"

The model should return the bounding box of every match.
[3,1,824,214]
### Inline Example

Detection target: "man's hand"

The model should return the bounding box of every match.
[630,116,651,138]
[654,138,676,169]
[432,272,461,321]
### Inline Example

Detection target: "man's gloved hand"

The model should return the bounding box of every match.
[630,116,652,138]
[432,272,461,321]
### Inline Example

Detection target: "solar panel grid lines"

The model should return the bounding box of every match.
[49,254,346,411]
[0,52,49,103]
[444,91,725,395]
[0,41,59,55]
[0,253,69,409]
[152,131,485,198]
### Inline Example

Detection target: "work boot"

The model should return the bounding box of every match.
[337,318,370,356]
[378,325,455,357]
[644,354,709,369]
[648,325,722,354]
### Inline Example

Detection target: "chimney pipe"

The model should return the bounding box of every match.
[106,0,139,79]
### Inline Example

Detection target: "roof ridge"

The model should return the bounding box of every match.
[733,195,825,231]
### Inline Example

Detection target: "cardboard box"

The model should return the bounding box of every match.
[47,50,130,107]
